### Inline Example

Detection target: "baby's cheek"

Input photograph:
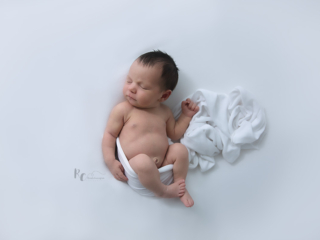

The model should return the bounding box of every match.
[122,86,127,95]
[140,93,150,105]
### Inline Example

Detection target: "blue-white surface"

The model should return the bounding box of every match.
[1,1,319,239]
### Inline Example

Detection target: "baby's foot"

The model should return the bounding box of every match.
[160,179,185,198]
[180,188,194,207]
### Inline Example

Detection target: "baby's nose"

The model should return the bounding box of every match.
[129,84,136,93]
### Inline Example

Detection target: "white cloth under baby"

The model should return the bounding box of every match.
[116,137,174,197]
[171,86,267,172]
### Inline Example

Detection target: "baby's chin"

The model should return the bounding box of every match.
[125,97,141,107]
[126,96,138,105]
[125,96,158,109]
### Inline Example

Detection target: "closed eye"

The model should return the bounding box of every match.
[126,76,132,83]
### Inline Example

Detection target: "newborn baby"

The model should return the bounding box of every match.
[102,50,199,207]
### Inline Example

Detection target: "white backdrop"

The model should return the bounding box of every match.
[1,1,320,239]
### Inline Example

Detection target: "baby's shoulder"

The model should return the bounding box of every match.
[159,103,172,119]
[112,101,133,115]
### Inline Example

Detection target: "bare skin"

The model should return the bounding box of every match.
[102,60,199,207]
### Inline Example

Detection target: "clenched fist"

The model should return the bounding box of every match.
[181,98,199,118]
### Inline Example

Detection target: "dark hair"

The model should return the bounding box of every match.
[136,50,179,91]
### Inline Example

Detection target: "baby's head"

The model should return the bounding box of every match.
[123,50,179,109]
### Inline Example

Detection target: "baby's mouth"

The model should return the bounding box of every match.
[127,95,136,101]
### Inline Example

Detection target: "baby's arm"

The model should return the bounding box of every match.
[102,103,128,182]
[166,98,199,141]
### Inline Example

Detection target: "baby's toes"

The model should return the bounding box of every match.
[177,179,185,184]
[177,179,185,189]
[179,187,185,196]
[179,184,186,193]
[179,190,185,196]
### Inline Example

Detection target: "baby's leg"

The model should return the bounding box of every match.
[161,143,194,207]
[129,154,185,198]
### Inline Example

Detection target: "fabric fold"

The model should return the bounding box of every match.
[172,86,266,172]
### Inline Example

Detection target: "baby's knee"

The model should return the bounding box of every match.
[129,154,154,173]
[172,143,188,158]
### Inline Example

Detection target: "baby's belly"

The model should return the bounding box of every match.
[119,132,169,168]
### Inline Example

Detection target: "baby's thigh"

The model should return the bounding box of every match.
[161,143,188,167]
[129,154,157,173]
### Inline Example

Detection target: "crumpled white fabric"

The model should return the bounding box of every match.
[171,86,267,172]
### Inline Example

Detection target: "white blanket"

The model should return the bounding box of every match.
[171,86,267,172]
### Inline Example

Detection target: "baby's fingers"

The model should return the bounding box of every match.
[190,102,195,110]
[189,101,197,111]
[114,165,128,181]
[119,169,128,181]
[115,172,128,182]
[192,103,199,112]
[119,163,124,172]
[181,99,189,107]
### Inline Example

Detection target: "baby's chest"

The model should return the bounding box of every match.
[124,111,167,134]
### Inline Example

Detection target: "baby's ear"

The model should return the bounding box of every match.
[159,90,172,102]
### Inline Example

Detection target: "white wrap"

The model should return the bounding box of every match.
[116,138,174,197]
[171,86,267,172]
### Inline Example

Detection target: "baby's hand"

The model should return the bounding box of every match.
[110,160,128,182]
[181,98,199,118]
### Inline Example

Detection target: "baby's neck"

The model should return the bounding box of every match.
[131,102,163,111]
